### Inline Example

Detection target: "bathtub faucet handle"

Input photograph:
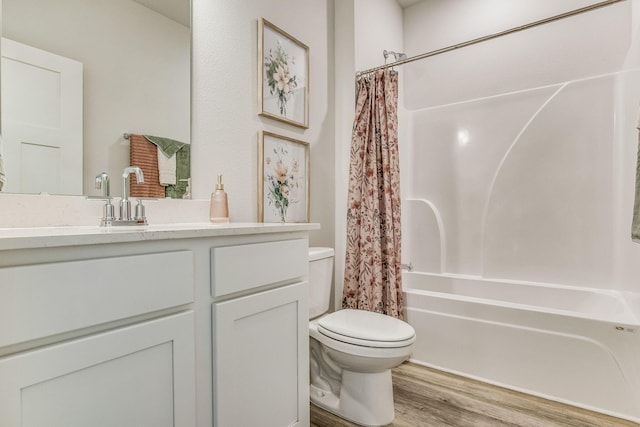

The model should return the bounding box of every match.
[401,262,413,272]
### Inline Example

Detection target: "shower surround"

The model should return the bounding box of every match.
[399,0,640,422]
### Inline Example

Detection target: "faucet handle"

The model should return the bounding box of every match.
[88,195,116,226]
[134,199,147,224]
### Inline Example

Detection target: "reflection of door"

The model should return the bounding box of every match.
[1,38,82,194]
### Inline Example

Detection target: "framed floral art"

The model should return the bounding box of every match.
[258,131,309,223]
[258,18,309,129]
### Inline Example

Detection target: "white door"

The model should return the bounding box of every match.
[212,282,309,427]
[1,37,82,194]
[0,312,196,427]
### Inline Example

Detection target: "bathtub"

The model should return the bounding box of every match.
[403,272,640,423]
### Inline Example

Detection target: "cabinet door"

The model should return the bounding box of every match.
[0,311,195,427]
[213,282,309,427]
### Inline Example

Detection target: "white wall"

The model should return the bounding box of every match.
[402,0,640,291]
[334,0,356,311]
[191,0,334,246]
[3,0,190,195]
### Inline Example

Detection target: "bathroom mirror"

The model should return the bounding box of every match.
[1,0,191,196]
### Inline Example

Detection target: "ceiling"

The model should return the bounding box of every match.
[133,0,415,27]
[133,0,190,27]
[396,0,424,8]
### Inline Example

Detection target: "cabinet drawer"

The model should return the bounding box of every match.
[0,251,194,348]
[211,239,307,297]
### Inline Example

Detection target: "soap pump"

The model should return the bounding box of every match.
[209,174,229,224]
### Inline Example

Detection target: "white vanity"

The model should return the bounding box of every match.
[0,222,318,426]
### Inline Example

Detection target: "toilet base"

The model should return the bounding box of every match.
[310,369,395,426]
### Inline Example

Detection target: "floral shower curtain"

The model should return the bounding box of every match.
[342,69,404,319]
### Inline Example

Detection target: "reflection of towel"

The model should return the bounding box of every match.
[0,137,5,191]
[634,130,640,243]
[157,150,176,186]
[144,135,186,157]
[144,135,186,187]
[165,144,191,199]
[129,134,165,198]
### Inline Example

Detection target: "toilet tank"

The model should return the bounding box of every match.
[308,247,334,319]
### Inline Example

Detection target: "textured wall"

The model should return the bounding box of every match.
[191,0,334,247]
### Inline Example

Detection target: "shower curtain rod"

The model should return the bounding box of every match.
[355,0,626,78]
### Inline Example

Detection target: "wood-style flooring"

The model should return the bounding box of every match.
[310,362,639,427]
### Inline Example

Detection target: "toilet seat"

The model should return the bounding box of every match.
[317,309,415,348]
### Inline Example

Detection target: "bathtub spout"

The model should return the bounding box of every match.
[401,262,414,272]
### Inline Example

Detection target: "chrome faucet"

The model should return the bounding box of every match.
[95,172,110,198]
[95,172,115,226]
[116,166,148,225]
[400,262,414,272]
[92,167,149,226]
[119,166,144,221]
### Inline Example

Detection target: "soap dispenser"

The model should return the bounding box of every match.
[209,174,229,224]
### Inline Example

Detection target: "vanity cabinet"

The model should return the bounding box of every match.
[0,223,316,427]
[211,239,309,427]
[0,249,196,427]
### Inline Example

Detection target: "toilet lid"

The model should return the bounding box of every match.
[317,309,415,347]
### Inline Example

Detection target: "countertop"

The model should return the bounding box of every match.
[0,222,320,250]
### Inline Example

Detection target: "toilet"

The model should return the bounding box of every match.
[308,247,416,426]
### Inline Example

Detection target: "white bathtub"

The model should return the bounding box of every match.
[403,272,640,423]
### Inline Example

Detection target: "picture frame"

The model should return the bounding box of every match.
[258,18,309,129]
[258,131,310,223]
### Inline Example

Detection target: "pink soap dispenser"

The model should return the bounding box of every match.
[209,174,229,224]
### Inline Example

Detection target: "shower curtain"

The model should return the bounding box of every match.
[342,69,404,319]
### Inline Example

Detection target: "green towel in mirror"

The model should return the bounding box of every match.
[144,135,186,157]
[165,143,191,199]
